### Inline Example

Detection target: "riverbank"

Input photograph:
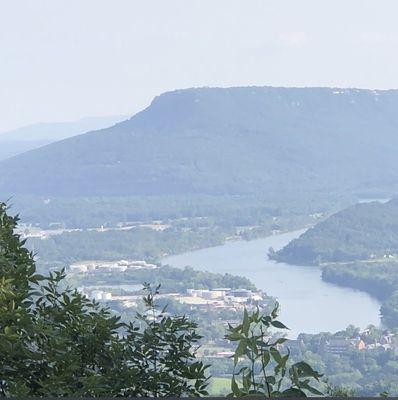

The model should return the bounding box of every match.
[163,230,381,338]
[29,213,314,271]
[322,261,398,328]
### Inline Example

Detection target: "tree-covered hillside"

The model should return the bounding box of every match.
[2,87,398,197]
[322,262,398,327]
[273,199,398,265]
[28,225,227,268]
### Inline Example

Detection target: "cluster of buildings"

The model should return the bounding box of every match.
[77,286,142,306]
[186,287,258,300]
[174,287,265,310]
[18,225,82,240]
[288,330,397,356]
[19,220,171,241]
[320,337,367,355]
[77,285,267,315]
[69,259,157,273]
[320,332,396,355]
[89,289,113,301]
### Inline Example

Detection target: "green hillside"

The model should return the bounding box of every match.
[273,199,398,265]
[1,87,398,197]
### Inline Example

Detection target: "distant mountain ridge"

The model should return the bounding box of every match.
[273,199,398,265]
[1,86,398,197]
[0,115,127,161]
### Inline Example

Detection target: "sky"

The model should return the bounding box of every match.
[1,0,398,133]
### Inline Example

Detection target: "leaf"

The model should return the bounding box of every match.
[266,375,276,385]
[292,361,323,379]
[226,331,242,341]
[231,376,241,396]
[271,302,279,318]
[242,308,250,335]
[4,326,12,335]
[299,382,324,396]
[252,307,260,322]
[242,370,252,391]
[281,387,307,397]
[270,347,283,364]
[247,338,259,356]
[271,320,289,330]
[234,339,247,365]
[262,350,270,367]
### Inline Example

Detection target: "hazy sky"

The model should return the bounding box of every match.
[1,0,398,133]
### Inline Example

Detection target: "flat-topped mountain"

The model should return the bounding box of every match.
[273,199,398,265]
[1,86,398,197]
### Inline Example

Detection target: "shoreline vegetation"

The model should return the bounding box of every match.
[272,199,398,266]
[26,213,314,271]
[321,262,398,327]
[25,196,388,332]
[31,213,387,329]
[272,199,398,328]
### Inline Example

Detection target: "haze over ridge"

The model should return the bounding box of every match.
[0,86,398,198]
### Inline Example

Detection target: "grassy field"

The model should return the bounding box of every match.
[208,377,230,396]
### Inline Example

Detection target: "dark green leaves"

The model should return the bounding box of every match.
[0,204,209,397]
[271,320,288,329]
[122,284,210,397]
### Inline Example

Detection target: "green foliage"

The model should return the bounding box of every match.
[29,225,227,267]
[325,383,356,397]
[226,304,323,397]
[0,203,209,396]
[10,193,328,229]
[289,327,398,396]
[1,201,337,397]
[322,262,398,327]
[274,198,398,329]
[274,199,398,265]
[76,264,256,294]
[23,195,326,269]
[121,283,209,396]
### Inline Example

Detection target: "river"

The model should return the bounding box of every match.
[162,229,381,338]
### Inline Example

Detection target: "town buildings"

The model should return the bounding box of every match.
[69,259,157,273]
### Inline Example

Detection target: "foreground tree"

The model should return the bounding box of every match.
[119,283,209,396]
[226,305,323,397]
[0,202,322,397]
[0,203,208,397]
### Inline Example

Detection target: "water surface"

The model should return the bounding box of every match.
[163,230,381,338]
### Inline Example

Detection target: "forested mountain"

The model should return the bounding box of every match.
[0,115,127,161]
[1,87,398,197]
[273,199,398,265]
